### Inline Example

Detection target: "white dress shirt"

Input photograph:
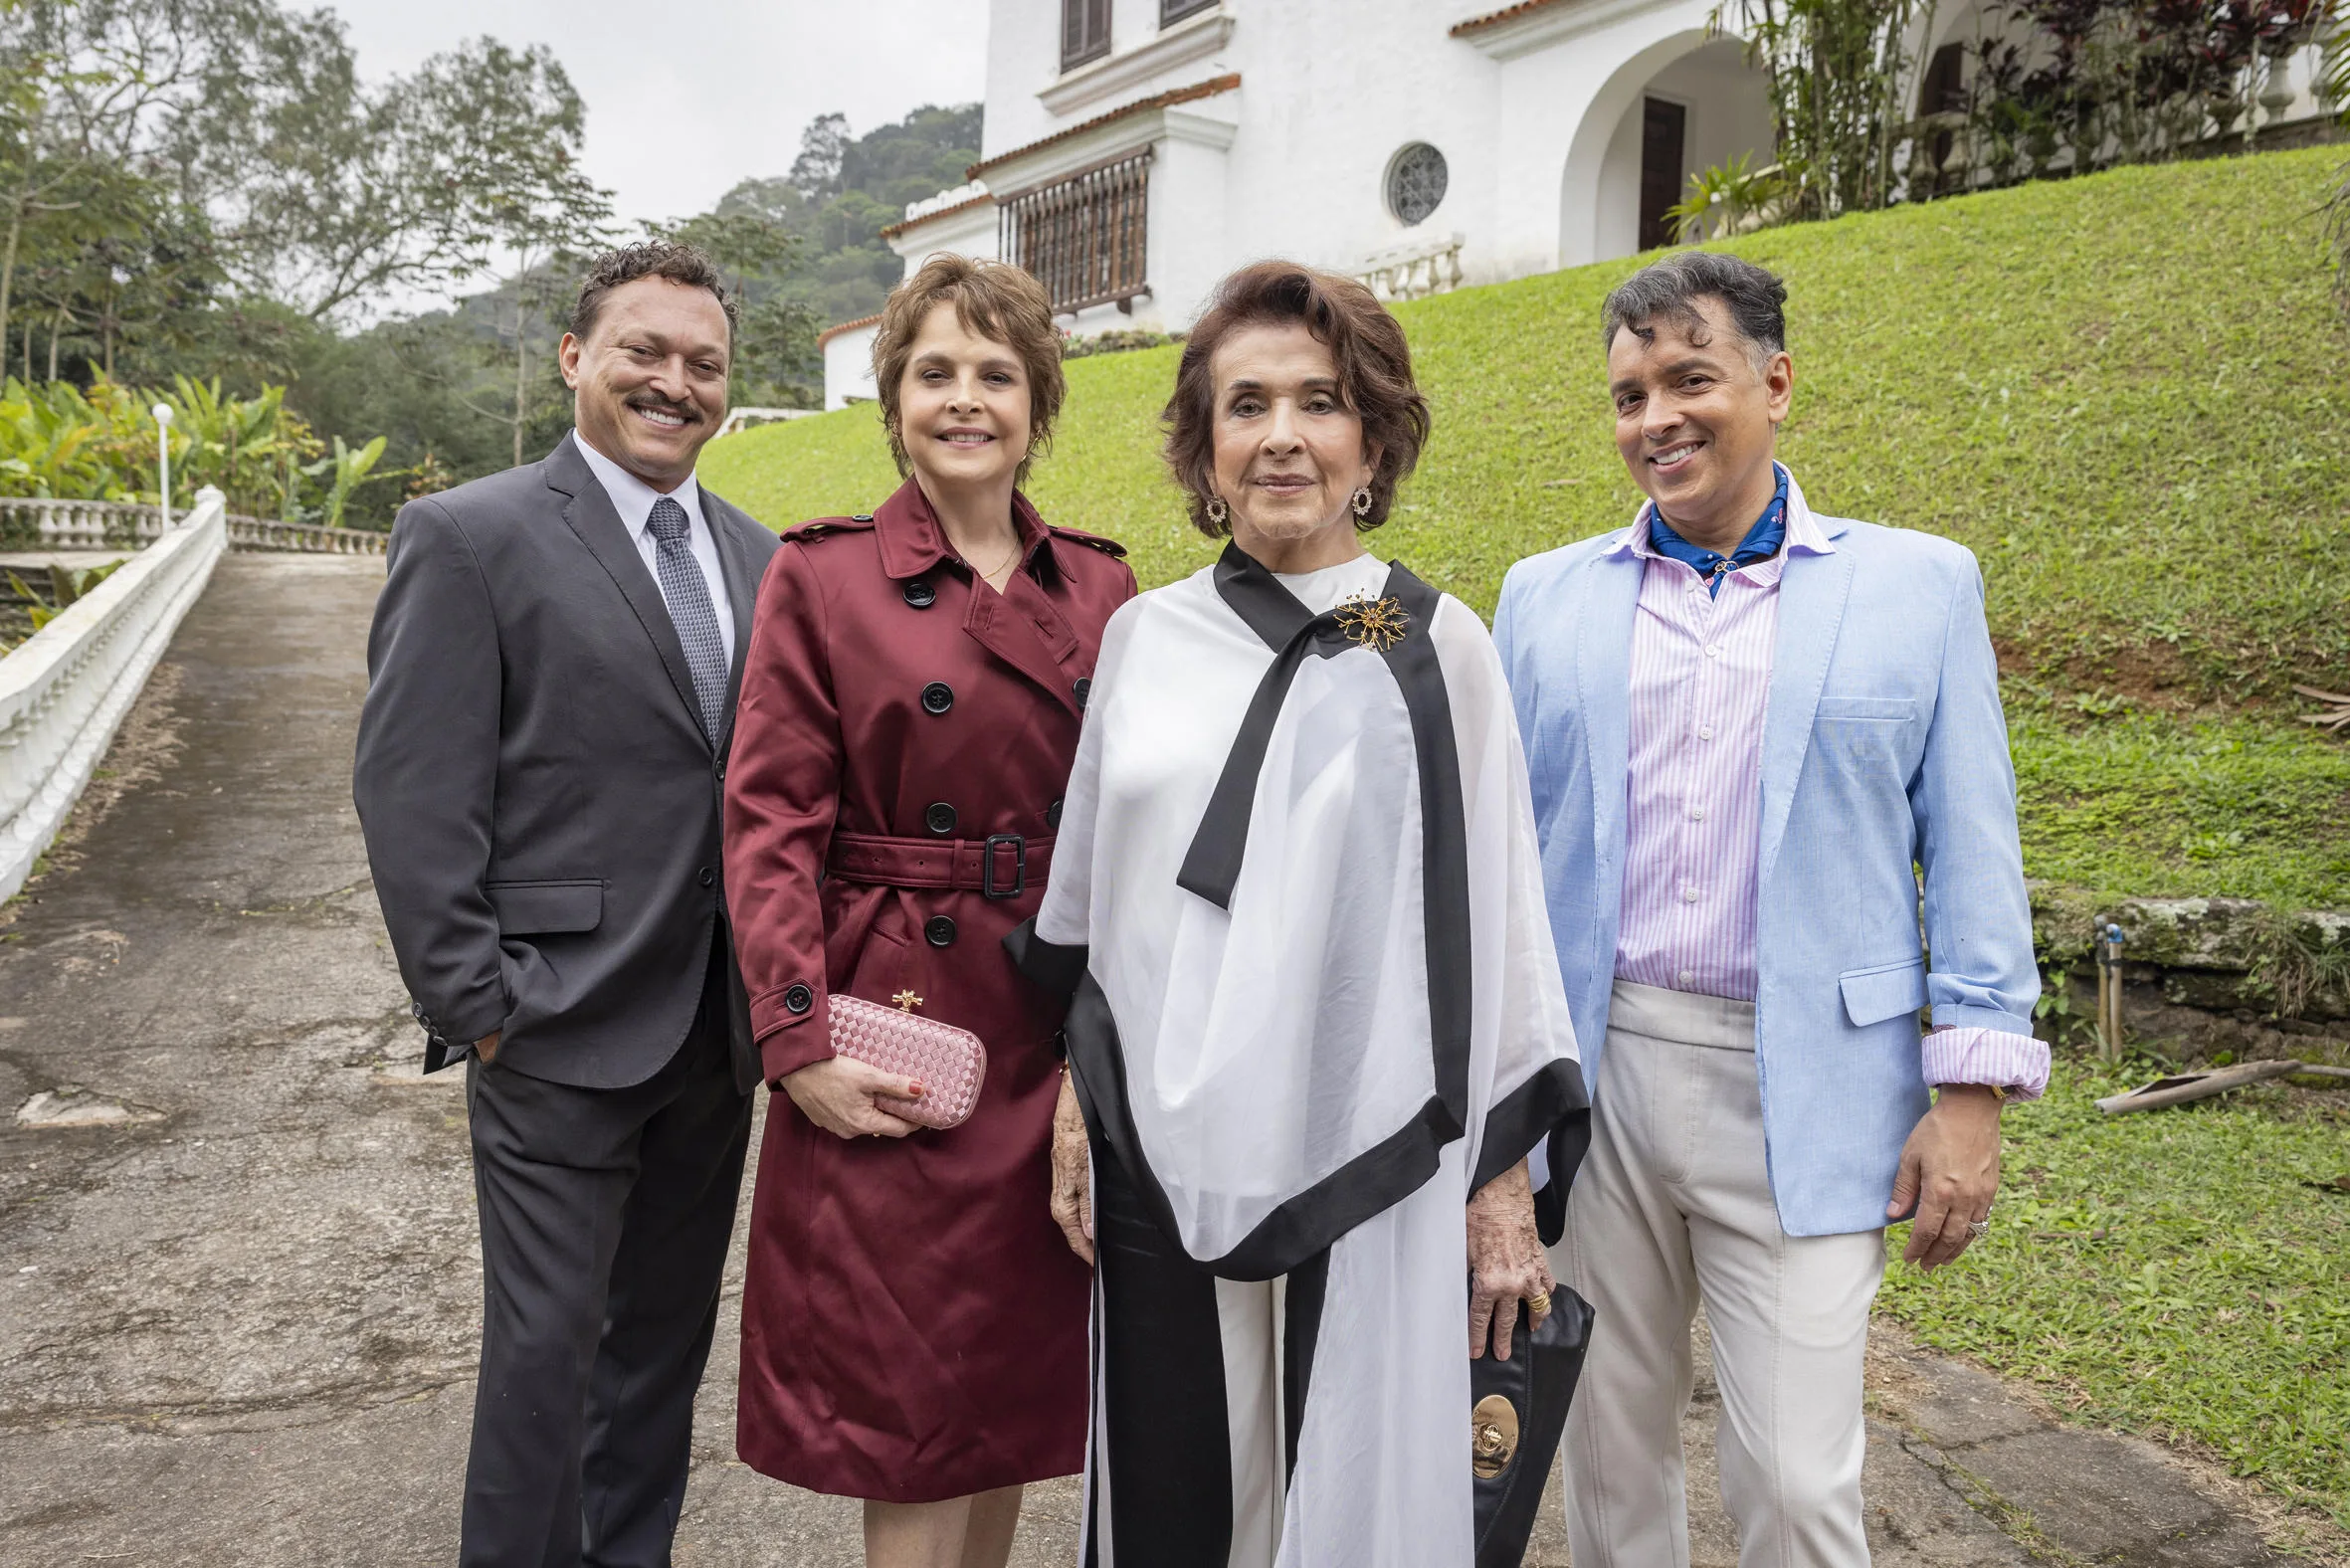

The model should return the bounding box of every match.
[573,430,734,668]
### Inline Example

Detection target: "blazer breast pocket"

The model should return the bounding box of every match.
[1813,697,1919,781]
[1814,696,1917,723]
[486,878,605,935]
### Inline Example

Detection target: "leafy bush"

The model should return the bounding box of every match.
[0,373,398,523]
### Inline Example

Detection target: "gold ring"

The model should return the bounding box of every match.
[1526,1291,1552,1315]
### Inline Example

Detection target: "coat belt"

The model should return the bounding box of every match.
[827,831,1054,899]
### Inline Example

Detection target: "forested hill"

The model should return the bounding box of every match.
[725,103,984,334]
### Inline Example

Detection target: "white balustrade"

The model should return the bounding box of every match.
[1354,234,1466,303]
[0,496,387,555]
[0,489,229,901]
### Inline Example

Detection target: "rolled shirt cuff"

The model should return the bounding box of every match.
[1923,1023,2051,1101]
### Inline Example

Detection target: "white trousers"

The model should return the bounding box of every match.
[1551,981,1886,1568]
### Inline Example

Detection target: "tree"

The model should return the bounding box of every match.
[174,28,614,321]
[788,111,849,200]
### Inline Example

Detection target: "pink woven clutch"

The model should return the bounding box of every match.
[829,992,988,1130]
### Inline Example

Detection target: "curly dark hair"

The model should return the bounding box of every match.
[569,241,739,343]
[1162,262,1431,538]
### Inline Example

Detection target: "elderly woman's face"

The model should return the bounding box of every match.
[896,301,1032,491]
[1208,321,1377,555]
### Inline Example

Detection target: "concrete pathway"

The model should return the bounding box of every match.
[0,555,2322,1566]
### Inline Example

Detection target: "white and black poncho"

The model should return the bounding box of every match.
[1011,544,1588,1568]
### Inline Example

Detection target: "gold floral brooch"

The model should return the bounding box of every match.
[1334,593,1412,652]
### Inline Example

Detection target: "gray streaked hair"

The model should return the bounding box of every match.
[1600,251,1788,365]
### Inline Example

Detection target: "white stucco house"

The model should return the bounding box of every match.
[821,0,2335,409]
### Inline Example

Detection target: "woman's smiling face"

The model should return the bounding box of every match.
[896,301,1033,490]
[1208,321,1378,559]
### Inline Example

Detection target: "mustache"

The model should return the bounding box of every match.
[626,392,700,423]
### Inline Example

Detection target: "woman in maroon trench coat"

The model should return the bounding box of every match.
[722,257,1134,1567]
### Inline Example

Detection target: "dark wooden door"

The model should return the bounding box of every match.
[1638,98,1688,252]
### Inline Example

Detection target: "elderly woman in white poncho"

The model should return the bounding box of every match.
[1006,262,1590,1568]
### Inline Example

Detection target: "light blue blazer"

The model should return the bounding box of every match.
[1493,474,2039,1237]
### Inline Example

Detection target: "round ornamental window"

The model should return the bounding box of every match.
[1386,143,1449,226]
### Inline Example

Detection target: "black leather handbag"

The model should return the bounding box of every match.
[1471,1283,1595,1568]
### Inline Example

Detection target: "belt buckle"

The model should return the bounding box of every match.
[981,833,1027,899]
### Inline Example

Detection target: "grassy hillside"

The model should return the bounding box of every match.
[704,146,2350,912]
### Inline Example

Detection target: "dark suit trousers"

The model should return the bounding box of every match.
[461,940,752,1568]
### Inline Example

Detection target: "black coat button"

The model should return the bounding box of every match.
[925,801,958,836]
[1073,677,1091,709]
[925,915,958,948]
[1047,798,1064,830]
[698,866,715,887]
[903,579,936,609]
[782,983,814,1015]
[921,682,954,715]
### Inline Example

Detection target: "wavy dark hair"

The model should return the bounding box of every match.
[1162,262,1431,537]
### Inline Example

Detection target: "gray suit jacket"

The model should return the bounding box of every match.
[354,433,781,1090]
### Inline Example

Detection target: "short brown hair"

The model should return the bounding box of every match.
[1163,262,1431,537]
[569,241,738,342]
[873,256,1067,485]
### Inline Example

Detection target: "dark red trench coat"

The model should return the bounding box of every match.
[723,476,1134,1501]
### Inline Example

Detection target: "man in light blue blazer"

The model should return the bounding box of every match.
[1494,252,2044,1566]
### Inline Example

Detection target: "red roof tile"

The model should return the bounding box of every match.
[965,73,1242,182]
[817,312,882,350]
[1450,0,1570,35]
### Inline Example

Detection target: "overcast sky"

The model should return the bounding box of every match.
[333,0,989,229]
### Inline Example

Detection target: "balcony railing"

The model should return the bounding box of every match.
[1000,151,1152,316]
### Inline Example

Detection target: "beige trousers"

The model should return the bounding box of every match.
[1550,981,1886,1568]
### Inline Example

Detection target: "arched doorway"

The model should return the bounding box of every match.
[1558,32,1776,267]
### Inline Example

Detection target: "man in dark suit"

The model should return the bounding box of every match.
[354,241,781,1568]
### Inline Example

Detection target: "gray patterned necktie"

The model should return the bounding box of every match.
[645,494,728,741]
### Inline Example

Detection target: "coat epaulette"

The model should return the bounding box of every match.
[782,512,879,544]
[1048,524,1128,559]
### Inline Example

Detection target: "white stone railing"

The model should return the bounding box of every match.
[1355,233,1466,302]
[0,496,386,555]
[0,487,229,901]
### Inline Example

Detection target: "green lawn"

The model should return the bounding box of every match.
[1881,1061,2350,1532]
[705,145,2350,914]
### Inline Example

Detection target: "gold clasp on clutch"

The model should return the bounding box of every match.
[1470,1394,1520,1478]
[892,990,923,1013]
[1334,593,1411,652]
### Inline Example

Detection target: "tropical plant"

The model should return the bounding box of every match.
[6,555,124,635]
[299,433,385,529]
[0,372,392,525]
[1667,155,1797,240]
[160,375,303,514]
[1722,0,1926,221]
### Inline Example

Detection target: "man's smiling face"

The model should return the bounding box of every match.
[560,276,732,491]
[1606,294,1792,544]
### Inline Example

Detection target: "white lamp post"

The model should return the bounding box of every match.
[153,403,174,528]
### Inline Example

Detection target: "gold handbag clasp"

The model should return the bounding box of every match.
[1471,1394,1520,1478]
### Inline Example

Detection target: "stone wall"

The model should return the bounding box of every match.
[2031,886,2350,1064]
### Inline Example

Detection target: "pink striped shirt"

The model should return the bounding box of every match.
[1610,480,2048,1097]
